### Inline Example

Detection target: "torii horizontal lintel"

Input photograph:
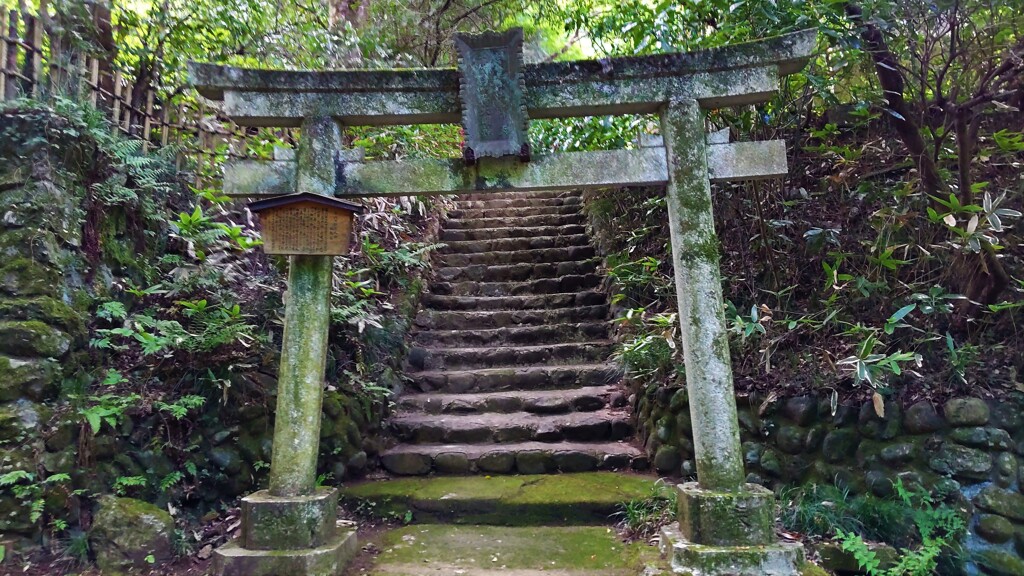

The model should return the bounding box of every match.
[222,141,787,198]
[189,30,814,128]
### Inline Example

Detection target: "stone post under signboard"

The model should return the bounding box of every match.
[213,117,358,576]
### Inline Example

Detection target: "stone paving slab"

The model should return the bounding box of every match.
[342,472,654,525]
[357,524,660,575]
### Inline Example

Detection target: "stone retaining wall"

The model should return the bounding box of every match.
[0,108,413,548]
[636,386,1024,574]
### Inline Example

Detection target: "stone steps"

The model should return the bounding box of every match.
[407,342,614,371]
[390,410,632,445]
[437,246,596,267]
[415,305,609,330]
[340,473,657,526]
[432,259,599,283]
[410,322,611,347]
[396,386,618,415]
[438,235,592,255]
[409,363,622,394]
[420,291,606,311]
[379,441,645,475]
[453,196,581,210]
[462,190,579,201]
[443,212,585,229]
[383,189,635,477]
[441,224,588,241]
[429,273,602,297]
[446,204,582,220]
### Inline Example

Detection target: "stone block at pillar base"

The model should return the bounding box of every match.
[242,487,338,550]
[660,523,804,576]
[677,481,775,546]
[213,529,358,576]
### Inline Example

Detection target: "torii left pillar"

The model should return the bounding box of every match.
[213,116,358,576]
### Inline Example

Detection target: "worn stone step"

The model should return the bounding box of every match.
[441,224,588,241]
[378,442,645,475]
[438,235,592,255]
[340,473,656,526]
[453,196,581,210]
[409,363,622,393]
[461,190,581,201]
[420,290,607,311]
[358,525,662,572]
[411,322,611,347]
[408,342,614,371]
[432,260,599,283]
[429,274,602,297]
[437,245,596,267]
[444,212,585,230]
[415,305,608,330]
[396,386,617,415]
[447,204,582,220]
[390,410,633,445]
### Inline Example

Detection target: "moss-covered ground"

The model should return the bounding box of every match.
[361,524,660,575]
[341,472,657,525]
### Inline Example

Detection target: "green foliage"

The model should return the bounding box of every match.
[90,298,258,357]
[154,395,206,419]
[77,393,139,435]
[172,528,194,558]
[61,532,90,566]
[613,479,677,540]
[607,256,670,306]
[835,481,966,576]
[112,475,148,496]
[991,129,1024,153]
[726,302,768,343]
[781,480,963,560]
[837,333,922,390]
[928,192,1022,253]
[613,309,680,380]
[0,471,72,526]
[361,237,443,290]
[159,471,186,492]
[780,484,866,539]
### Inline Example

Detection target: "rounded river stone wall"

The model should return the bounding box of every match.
[636,387,1024,575]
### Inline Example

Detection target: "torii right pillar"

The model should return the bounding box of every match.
[659,98,805,574]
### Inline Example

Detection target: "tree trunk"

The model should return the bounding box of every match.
[90,0,116,110]
[844,3,1010,327]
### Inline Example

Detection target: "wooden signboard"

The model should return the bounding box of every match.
[249,193,362,256]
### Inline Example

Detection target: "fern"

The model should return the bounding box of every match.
[113,475,148,495]
[159,471,185,492]
[833,480,965,576]
[837,529,883,574]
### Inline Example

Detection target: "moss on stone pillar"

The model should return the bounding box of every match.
[269,254,333,497]
[268,116,341,497]
[659,99,745,491]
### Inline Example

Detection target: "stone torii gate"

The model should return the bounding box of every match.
[191,28,815,576]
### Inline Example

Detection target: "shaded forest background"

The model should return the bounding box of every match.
[0,0,1022,569]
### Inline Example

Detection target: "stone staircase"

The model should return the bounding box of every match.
[380,190,644,475]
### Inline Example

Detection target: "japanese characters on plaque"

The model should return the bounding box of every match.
[260,202,353,256]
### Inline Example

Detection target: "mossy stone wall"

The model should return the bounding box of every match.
[635,385,1024,574]
[0,107,419,548]
[0,109,92,543]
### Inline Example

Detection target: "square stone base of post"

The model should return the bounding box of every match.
[660,523,804,576]
[213,529,358,576]
[677,482,776,546]
[241,487,339,550]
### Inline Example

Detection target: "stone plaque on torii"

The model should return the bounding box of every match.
[190,28,815,576]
